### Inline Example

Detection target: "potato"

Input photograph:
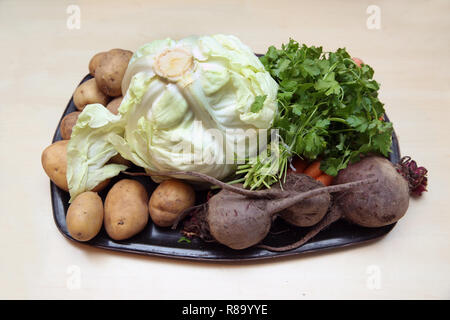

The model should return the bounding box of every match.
[41,140,70,191]
[104,179,149,240]
[60,111,81,140]
[66,191,104,241]
[108,153,132,167]
[73,78,110,111]
[106,96,123,115]
[95,49,133,97]
[41,140,110,192]
[149,179,195,227]
[89,52,107,76]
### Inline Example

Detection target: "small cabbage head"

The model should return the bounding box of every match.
[67,35,278,201]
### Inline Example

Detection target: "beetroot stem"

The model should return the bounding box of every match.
[124,170,285,198]
[258,206,343,252]
[265,177,377,216]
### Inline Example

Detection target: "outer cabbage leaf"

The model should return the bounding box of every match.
[67,104,127,201]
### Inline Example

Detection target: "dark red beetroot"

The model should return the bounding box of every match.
[277,174,331,227]
[126,170,376,250]
[258,156,411,252]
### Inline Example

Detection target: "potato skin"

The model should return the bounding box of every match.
[334,156,410,227]
[73,78,110,111]
[41,140,110,192]
[149,179,195,227]
[41,140,70,191]
[89,52,107,76]
[95,49,133,97]
[106,96,123,115]
[66,191,104,241]
[60,111,81,140]
[104,179,149,240]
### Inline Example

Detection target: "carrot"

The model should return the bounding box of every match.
[316,174,334,186]
[289,157,308,174]
[303,160,323,179]
[352,57,364,68]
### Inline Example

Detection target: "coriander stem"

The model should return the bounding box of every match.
[328,117,348,125]
[226,177,246,185]
[329,128,356,133]
[289,105,319,149]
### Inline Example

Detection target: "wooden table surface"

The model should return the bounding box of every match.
[0,0,449,299]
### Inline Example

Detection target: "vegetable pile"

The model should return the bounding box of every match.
[41,35,428,254]
[238,40,393,189]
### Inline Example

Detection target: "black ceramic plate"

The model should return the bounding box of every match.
[50,74,400,261]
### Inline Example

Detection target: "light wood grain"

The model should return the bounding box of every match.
[0,0,449,299]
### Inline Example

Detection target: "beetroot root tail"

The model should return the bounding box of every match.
[257,206,342,252]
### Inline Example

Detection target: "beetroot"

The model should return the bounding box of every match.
[259,156,411,252]
[127,171,376,250]
[277,174,331,227]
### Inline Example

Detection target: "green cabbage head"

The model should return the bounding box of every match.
[67,35,278,201]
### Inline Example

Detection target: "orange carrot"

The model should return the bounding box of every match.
[303,160,323,179]
[290,157,308,174]
[316,174,334,186]
[352,57,364,68]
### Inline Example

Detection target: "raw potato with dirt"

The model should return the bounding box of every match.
[149,179,195,227]
[104,179,149,240]
[73,78,109,111]
[59,111,81,140]
[66,191,104,242]
[95,49,133,97]
[89,52,107,76]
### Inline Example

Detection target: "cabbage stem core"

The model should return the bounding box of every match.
[154,48,193,81]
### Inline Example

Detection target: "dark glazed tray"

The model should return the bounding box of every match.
[50,74,400,261]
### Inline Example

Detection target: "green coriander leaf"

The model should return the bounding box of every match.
[346,115,368,132]
[372,131,392,156]
[292,104,303,116]
[265,46,279,61]
[303,131,326,159]
[317,60,330,73]
[314,72,341,96]
[273,59,291,78]
[280,79,298,92]
[321,157,349,176]
[315,119,330,129]
[302,59,321,77]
